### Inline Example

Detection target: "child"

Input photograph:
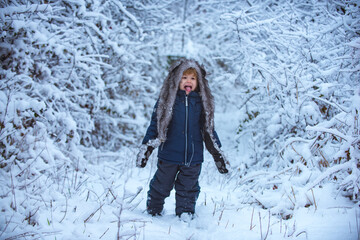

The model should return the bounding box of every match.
[136,58,228,218]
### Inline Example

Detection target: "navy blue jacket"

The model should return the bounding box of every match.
[142,90,221,166]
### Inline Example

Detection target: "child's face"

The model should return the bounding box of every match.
[179,73,198,95]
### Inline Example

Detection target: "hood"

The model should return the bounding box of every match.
[156,58,215,142]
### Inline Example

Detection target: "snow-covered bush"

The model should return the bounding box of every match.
[219,0,359,215]
[0,0,162,234]
[222,0,359,166]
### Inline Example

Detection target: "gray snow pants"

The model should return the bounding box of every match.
[147,159,202,216]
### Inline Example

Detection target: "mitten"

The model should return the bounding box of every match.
[213,153,229,174]
[136,145,154,168]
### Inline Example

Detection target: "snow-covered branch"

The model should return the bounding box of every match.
[0,4,52,17]
[306,126,352,142]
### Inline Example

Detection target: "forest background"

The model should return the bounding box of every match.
[0,0,359,239]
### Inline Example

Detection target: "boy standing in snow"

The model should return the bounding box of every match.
[136,58,228,218]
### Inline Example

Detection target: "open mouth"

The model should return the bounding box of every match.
[184,84,192,92]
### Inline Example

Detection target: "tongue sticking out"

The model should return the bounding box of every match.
[185,86,192,92]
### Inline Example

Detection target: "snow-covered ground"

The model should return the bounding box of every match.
[1,110,357,240]
[4,152,356,240]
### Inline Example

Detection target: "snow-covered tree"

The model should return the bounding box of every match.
[0,0,163,232]
[219,0,359,216]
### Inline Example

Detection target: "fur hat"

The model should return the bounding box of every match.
[156,58,216,145]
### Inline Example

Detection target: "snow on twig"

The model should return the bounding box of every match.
[305,94,350,113]
[306,126,352,142]
[0,4,52,17]
[110,0,143,36]
[305,161,352,191]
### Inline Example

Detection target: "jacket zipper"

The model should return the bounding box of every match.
[185,95,189,166]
